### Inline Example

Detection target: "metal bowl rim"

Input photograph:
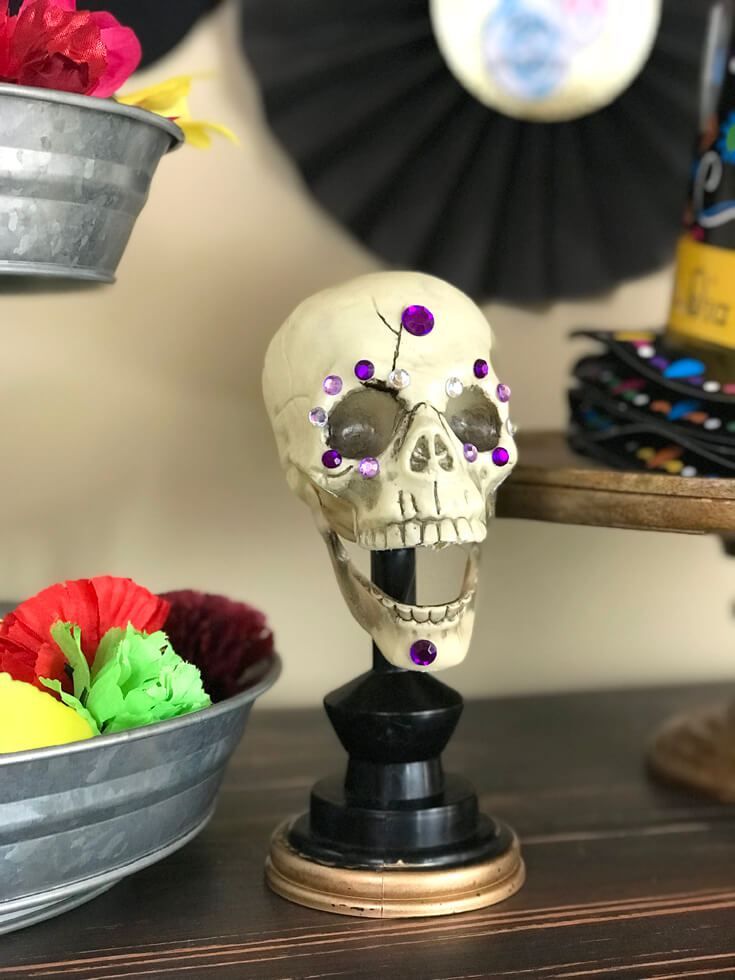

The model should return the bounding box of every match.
[0,653,281,768]
[0,83,184,149]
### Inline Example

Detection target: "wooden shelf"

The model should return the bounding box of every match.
[497,431,735,534]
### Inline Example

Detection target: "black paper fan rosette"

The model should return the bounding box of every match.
[239,0,709,303]
[86,0,220,68]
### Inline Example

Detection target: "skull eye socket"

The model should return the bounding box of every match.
[327,388,400,460]
[447,387,501,452]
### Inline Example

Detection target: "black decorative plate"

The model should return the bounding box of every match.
[240,0,709,303]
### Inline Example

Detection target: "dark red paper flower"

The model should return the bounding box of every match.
[0,576,170,690]
[161,590,274,702]
[0,0,141,97]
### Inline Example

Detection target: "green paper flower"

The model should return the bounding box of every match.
[41,622,211,735]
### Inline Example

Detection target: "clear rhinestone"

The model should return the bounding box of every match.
[308,407,328,427]
[388,368,410,389]
[703,380,721,392]
[445,377,464,398]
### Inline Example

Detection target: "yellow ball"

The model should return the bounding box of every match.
[0,673,94,753]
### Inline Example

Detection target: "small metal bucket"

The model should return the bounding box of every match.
[0,84,183,283]
[0,655,280,934]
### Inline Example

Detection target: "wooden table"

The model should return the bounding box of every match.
[498,432,735,802]
[3,686,735,979]
[498,431,735,534]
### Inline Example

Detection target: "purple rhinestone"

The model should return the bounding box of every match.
[474,358,489,379]
[322,449,342,469]
[354,359,375,381]
[463,443,478,462]
[492,447,510,467]
[323,375,343,396]
[401,305,435,336]
[358,456,380,479]
[410,639,437,667]
[496,383,511,403]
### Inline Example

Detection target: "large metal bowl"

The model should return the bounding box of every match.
[0,654,280,935]
[0,84,183,283]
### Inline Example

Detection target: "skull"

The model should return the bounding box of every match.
[263,271,516,671]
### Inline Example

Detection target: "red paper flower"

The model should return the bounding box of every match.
[0,576,170,690]
[0,0,141,97]
[161,590,274,702]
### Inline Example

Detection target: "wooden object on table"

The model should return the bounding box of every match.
[499,430,735,803]
[497,430,735,534]
[3,686,735,979]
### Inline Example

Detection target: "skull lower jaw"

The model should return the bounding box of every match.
[321,529,480,671]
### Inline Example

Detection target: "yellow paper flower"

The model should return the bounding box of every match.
[0,673,94,753]
[116,75,238,149]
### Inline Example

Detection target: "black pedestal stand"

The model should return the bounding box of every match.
[266,549,524,917]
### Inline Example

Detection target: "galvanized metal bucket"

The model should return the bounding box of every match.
[0,654,280,935]
[0,84,183,283]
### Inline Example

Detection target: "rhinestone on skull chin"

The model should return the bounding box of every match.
[401,304,434,336]
[322,449,342,469]
[506,418,516,436]
[308,407,328,427]
[388,368,410,389]
[445,377,464,398]
[496,383,511,403]
[358,456,380,479]
[463,443,478,462]
[322,374,343,396]
[354,359,375,381]
[492,446,510,466]
[410,639,437,667]
[473,358,489,379]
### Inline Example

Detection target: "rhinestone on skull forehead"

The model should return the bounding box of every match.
[401,305,434,336]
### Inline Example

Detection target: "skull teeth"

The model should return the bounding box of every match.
[358,518,485,550]
[335,530,478,627]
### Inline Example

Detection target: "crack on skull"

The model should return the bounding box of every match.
[372,299,403,371]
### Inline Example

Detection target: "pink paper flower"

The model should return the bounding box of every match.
[0,0,141,97]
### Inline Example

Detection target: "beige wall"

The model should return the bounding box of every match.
[0,5,732,706]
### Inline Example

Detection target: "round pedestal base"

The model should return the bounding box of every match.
[648,703,735,802]
[265,819,525,918]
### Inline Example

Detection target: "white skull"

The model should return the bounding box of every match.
[263,271,516,671]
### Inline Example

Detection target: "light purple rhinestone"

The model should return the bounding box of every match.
[473,358,489,379]
[354,359,375,381]
[492,446,510,467]
[323,375,343,396]
[322,449,342,469]
[358,456,380,479]
[463,443,478,462]
[410,639,437,667]
[496,383,511,403]
[401,305,435,336]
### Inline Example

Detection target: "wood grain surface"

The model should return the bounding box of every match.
[3,684,735,979]
[498,432,735,534]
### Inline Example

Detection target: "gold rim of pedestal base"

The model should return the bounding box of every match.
[648,703,735,803]
[265,820,526,918]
